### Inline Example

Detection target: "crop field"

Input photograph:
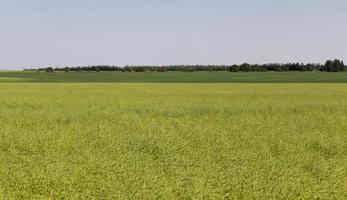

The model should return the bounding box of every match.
[0,80,346,199]
[2,71,347,83]
[0,72,346,199]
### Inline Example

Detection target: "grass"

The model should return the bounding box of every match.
[1,71,347,83]
[0,83,346,199]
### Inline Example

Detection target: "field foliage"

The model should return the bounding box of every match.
[2,71,347,83]
[0,83,346,199]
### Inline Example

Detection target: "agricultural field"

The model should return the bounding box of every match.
[1,71,347,83]
[0,73,347,199]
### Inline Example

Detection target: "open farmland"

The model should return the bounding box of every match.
[0,82,346,199]
[2,71,347,83]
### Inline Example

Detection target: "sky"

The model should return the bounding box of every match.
[0,0,346,69]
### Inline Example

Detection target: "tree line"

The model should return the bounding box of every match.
[25,59,345,73]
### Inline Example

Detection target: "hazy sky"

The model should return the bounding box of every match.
[0,0,346,69]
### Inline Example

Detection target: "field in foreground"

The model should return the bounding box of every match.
[0,83,347,199]
[2,71,347,83]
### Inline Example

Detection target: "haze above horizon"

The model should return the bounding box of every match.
[1,0,346,69]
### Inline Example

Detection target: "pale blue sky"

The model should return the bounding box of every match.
[0,0,346,69]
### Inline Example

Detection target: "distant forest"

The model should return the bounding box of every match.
[26,59,346,73]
